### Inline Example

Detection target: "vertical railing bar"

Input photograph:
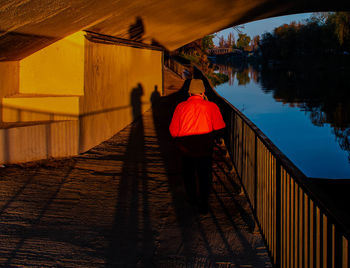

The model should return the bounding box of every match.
[343,237,348,268]
[294,183,299,267]
[276,159,281,267]
[316,207,321,268]
[266,150,270,247]
[263,146,266,237]
[299,187,304,268]
[269,152,273,253]
[304,193,309,268]
[284,169,288,268]
[262,145,265,235]
[291,179,295,268]
[281,168,284,268]
[334,226,342,268]
[234,113,237,166]
[256,139,259,221]
[272,154,274,254]
[249,129,253,201]
[323,215,328,268]
[231,110,234,159]
[269,151,272,250]
[331,224,335,268]
[287,173,291,268]
[309,199,316,267]
[271,153,274,257]
[241,120,244,179]
[326,217,333,268]
[264,146,268,237]
[311,200,316,268]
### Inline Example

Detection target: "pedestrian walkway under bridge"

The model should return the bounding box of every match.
[0,68,272,267]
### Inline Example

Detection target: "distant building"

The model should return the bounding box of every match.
[207,47,242,55]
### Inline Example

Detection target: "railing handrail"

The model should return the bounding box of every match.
[197,66,350,240]
[164,55,191,79]
[165,58,350,239]
[167,57,350,267]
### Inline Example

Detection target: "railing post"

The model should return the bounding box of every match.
[230,110,234,160]
[276,160,281,267]
[334,227,342,268]
[254,134,258,212]
[241,119,244,179]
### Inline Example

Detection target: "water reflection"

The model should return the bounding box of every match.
[214,62,350,178]
[215,64,261,86]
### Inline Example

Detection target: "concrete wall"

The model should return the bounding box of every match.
[19,32,85,96]
[78,39,163,152]
[0,33,163,164]
[0,120,79,163]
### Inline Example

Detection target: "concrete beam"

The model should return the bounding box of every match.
[1,0,349,60]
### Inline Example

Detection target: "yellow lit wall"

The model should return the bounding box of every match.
[79,39,163,152]
[19,31,85,96]
[0,33,163,164]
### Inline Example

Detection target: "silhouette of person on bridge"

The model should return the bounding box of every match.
[169,79,226,214]
[129,16,144,42]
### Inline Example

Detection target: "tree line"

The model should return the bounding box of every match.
[259,12,350,61]
[215,32,260,52]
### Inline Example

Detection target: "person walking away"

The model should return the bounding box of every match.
[169,79,226,214]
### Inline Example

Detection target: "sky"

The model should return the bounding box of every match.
[214,12,313,45]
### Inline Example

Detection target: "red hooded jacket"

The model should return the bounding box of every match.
[169,95,226,156]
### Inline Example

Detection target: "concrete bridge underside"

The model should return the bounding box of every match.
[1,0,350,60]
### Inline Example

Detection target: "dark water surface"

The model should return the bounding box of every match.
[214,63,350,179]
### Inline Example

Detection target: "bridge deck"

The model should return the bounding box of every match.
[0,68,272,267]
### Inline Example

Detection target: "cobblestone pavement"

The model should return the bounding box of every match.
[0,69,272,267]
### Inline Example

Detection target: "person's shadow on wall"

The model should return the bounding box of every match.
[128,16,144,42]
[150,85,161,107]
[107,83,155,266]
[131,83,144,120]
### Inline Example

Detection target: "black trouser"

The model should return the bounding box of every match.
[181,154,213,206]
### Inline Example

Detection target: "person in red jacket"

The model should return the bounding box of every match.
[169,79,226,214]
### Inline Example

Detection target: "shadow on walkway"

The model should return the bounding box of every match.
[106,83,155,266]
[0,75,271,267]
[149,78,270,266]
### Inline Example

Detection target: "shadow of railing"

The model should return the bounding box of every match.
[0,101,146,164]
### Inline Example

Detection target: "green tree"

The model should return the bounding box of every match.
[251,35,260,51]
[329,12,350,49]
[236,33,251,50]
[218,35,225,48]
[226,32,235,48]
[201,34,215,50]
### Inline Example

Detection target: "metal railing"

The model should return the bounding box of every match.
[164,55,191,79]
[191,66,350,268]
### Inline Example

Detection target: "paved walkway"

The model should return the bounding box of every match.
[0,69,272,267]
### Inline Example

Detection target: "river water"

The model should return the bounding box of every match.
[214,63,350,179]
